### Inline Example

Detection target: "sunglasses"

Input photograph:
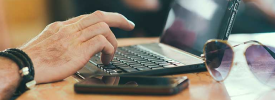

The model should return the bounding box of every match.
[201,39,275,88]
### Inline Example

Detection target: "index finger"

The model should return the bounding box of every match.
[66,11,135,33]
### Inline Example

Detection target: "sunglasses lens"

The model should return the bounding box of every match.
[245,45,275,88]
[205,41,233,81]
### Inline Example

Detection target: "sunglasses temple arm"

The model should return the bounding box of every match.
[263,46,275,59]
[203,40,275,67]
[243,40,275,59]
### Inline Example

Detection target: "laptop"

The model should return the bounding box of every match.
[77,0,241,77]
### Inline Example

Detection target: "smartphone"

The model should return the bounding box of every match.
[74,76,189,95]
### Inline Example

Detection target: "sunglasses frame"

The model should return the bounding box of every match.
[201,39,275,82]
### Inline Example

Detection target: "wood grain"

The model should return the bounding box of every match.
[18,33,275,100]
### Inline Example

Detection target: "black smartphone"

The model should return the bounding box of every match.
[74,76,189,95]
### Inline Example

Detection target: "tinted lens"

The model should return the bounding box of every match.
[205,41,233,81]
[245,45,275,88]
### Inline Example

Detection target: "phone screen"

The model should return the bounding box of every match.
[78,76,188,87]
[75,76,189,95]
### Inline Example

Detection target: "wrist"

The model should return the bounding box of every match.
[2,49,36,95]
[22,49,39,83]
[0,48,36,96]
[0,56,21,80]
[0,57,21,99]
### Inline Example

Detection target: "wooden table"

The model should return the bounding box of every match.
[18,33,275,100]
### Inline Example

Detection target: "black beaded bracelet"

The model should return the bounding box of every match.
[0,52,24,69]
[0,49,36,95]
[5,49,34,77]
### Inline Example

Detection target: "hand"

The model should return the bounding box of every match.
[21,11,135,84]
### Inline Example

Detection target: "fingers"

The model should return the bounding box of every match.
[48,14,88,34]
[101,41,115,65]
[63,14,88,25]
[44,21,64,34]
[79,22,118,64]
[84,35,115,65]
[78,22,117,52]
[61,11,135,34]
[59,11,134,65]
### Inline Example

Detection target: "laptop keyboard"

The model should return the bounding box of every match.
[89,45,185,75]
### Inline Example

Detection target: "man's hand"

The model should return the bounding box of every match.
[22,11,135,84]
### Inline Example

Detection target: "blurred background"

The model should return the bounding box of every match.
[1,0,275,50]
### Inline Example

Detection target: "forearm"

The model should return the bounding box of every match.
[0,57,21,100]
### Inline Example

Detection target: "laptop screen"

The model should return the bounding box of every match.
[160,0,230,56]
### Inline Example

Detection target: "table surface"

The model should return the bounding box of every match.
[18,33,275,100]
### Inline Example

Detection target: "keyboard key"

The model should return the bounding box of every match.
[125,63,139,66]
[121,68,138,72]
[104,69,113,73]
[137,67,151,71]
[152,67,163,70]
[113,69,124,73]
[110,73,119,75]
[119,58,129,60]
[147,65,162,68]
[130,64,144,67]
[113,63,126,65]
[132,66,146,69]
[116,65,130,68]
[89,57,103,65]
[112,61,124,64]
[154,62,170,64]
[98,64,117,69]
[159,63,172,66]
[137,61,149,63]
[114,64,128,67]
[123,61,136,63]
[144,64,158,66]
[111,61,122,64]
[119,60,130,62]
[152,60,165,63]
[147,58,159,61]
[133,59,147,61]
[108,70,119,73]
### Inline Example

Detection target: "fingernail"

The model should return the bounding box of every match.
[128,20,135,27]
[122,15,135,27]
